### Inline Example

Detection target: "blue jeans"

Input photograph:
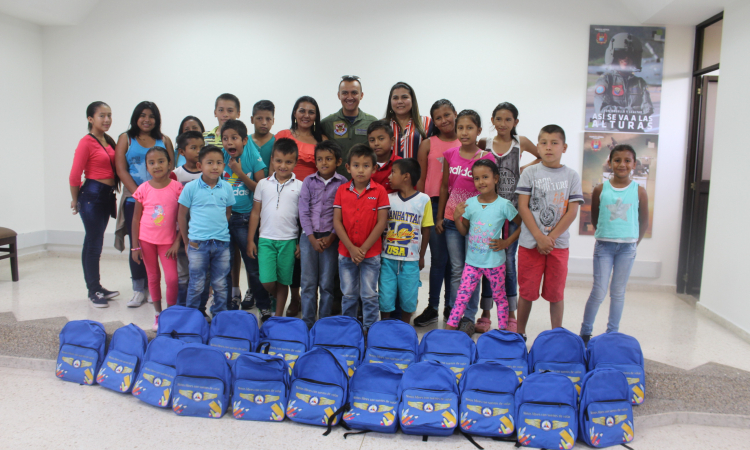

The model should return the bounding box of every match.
[580,241,637,335]
[77,180,114,293]
[124,200,148,292]
[428,197,450,310]
[176,243,210,311]
[444,219,479,322]
[300,232,338,328]
[227,212,270,310]
[339,254,381,330]
[186,239,231,316]
[480,220,519,313]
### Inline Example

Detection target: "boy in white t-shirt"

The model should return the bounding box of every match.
[247,138,303,321]
[379,158,433,324]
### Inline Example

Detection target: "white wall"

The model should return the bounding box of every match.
[25,0,694,285]
[700,1,750,334]
[0,13,46,245]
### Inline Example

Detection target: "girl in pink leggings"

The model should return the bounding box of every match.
[446,160,522,331]
[131,147,183,331]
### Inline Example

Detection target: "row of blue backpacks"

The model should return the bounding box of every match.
[56,306,644,449]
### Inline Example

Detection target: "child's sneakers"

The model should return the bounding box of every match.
[152,314,159,332]
[507,318,518,333]
[89,292,109,308]
[127,291,148,308]
[242,289,255,310]
[457,317,475,337]
[475,317,491,334]
[413,307,438,327]
[259,309,273,323]
[443,305,452,322]
[94,288,120,300]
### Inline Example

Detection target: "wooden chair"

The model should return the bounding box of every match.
[0,227,19,281]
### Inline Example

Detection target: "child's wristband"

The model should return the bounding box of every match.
[131,247,141,251]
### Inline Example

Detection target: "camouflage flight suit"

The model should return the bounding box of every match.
[594,71,653,116]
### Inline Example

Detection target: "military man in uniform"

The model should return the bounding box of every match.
[593,33,654,129]
[320,75,377,178]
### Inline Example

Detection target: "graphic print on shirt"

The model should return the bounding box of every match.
[606,197,631,221]
[384,211,419,259]
[467,220,496,258]
[529,178,570,233]
[223,170,249,198]
[152,205,165,226]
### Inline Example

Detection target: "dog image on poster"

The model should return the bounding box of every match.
[579,132,658,238]
[585,25,665,133]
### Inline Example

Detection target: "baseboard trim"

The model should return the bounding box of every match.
[696,302,750,345]
[635,411,750,430]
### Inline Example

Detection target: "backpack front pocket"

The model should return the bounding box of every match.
[172,376,227,418]
[460,390,515,437]
[56,344,100,385]
[364,347,415,372]
[132,361,176,408]
[232,380,287,422]
[516,402,577,449]
[287,379,344,426]
[344,390,399,433]
[583,400,633,447]
[399,388,458,436]
[97,350,138,393]
[421,352,470,382]
[533,362,585,396]
[210,336,252,363]
[597,363,645,405]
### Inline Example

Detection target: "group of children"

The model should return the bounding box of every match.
[82,93,648,344]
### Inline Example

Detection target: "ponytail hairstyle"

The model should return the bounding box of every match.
[384,81,426,139]
[455,109,482,130]
[472,158,500,177]
[86,101,120,191]
[126,101,164,140]
[491,102,519,137]
[428,99,456,137]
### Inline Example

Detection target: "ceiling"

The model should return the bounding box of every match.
[0,0,732,26]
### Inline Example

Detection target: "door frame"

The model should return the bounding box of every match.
[676,11,723,293]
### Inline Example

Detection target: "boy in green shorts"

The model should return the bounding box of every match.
[247,138,303,320]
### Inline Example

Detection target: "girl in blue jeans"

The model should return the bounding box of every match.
[580,144,649,344]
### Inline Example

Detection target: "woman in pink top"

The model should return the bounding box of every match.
[131,147,183,331]
[437,110,494,333]
[69,101,120,307]
[413,99,460,326]
[275,96,327,182]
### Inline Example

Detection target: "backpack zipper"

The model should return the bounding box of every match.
[258,338,305,353]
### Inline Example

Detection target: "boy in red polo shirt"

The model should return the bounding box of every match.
[333,144,390,331]
[368,120,401,193]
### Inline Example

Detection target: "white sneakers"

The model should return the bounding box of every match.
[126,291,150,308]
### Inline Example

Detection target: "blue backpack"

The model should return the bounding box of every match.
[310,316,365,377]
[476,330,529,384]
[364,319,419,372]
[418,329,477,382]
[209,310,260,365]
[528,328,587,396]
[157,305,209,343]
[514,371,578,449]
[579,368,634,448]
[344,363,403,433]
[231,353,290,422]
[397,360,459,436]
[132,336,186,408]
[97,324,148,393]
[587,332,645,406]
[287,347,349,432]
[56,320,106,385]
[172,344,232,419]
[258,317,309,370]
[459,361,519,439]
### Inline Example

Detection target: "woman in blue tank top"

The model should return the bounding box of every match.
[115,101,173,308]
[580,144,648,344]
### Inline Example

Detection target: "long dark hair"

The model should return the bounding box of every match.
[126,101,164,140]
[427,99,456,137]
[86,101,120,191]
[177,115,205,139]
[384,81,426,139]
[290,96,323,142]
[491,102,519,137]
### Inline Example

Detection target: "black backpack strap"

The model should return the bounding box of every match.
[621,445,635,450]
[461,431,484,450]
[422,435,429,442]
[343,430,370,439]
[322,403,349,436]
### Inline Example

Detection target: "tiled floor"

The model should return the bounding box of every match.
[2,253,750,373]
[2,365,749,450]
